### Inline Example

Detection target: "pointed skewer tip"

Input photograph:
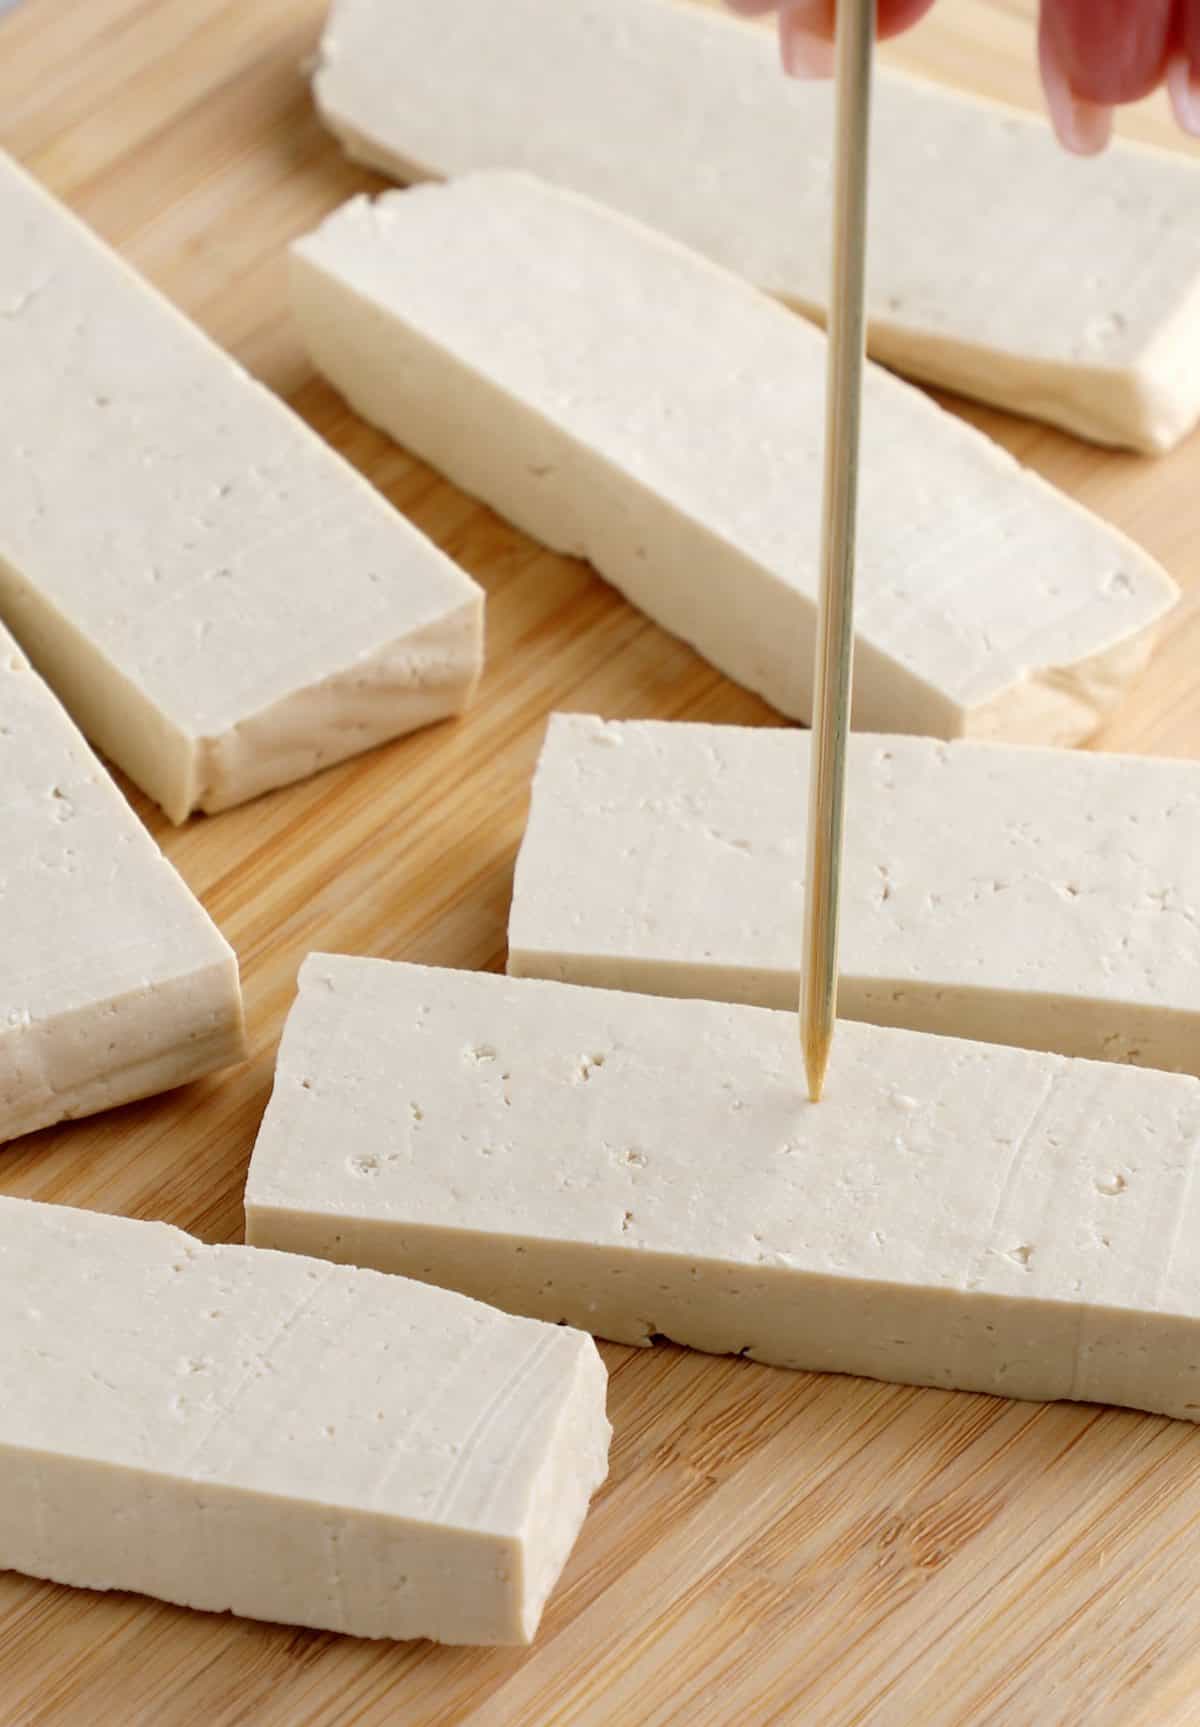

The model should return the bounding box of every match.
[804,1031,831,1104]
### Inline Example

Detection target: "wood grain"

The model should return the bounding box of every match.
[3,1,1200,1721]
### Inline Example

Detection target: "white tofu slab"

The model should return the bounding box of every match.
[246,957,1200,1424]
[312,0,1200,451]
[0,151,483,823]
[0,1197,609,1645]
[508,715,1200,1076]
[290,174,1177,745]
[1,623,246,1142]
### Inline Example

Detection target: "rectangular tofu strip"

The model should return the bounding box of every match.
[0,1198,609,1645]
[0,152,483,822]
[1,623,246,1142]
[290,175,1177,744]
[312,0,1200,451]
[246,957,1200,1423]
[508,715,1200,1076]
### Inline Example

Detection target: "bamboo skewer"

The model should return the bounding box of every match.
[801,0,876,1102]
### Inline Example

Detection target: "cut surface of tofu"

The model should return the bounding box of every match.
[291,175,1176,744]
[313,0,1200,451]
[508,715,1200,1075]
[0,151,483,822]
[246,957,1200,1423]
[0,623,246,1142]
[0,1197,609,1645]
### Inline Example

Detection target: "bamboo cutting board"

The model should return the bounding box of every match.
[3,1,1200,1722]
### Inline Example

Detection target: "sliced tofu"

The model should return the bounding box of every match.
[312,0,1200,451]
[1,623,246,1142]
[0,1197,609,1645]
[246,957,1200,1423]
[290,174,1176,744]
[0,151,483,822]
[508,715,1200,1075]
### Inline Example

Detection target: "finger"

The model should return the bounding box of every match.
[780,4,836,75]
[1167,0,1200,133]
[1038,4,1114,153]
[777,0,937,78]
[1039,0,1175,103]
[875,0,940,38]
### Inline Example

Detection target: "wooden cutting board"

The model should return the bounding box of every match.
[3,1,1200,1722]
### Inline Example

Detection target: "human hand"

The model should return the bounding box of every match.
[726,1,1200,155]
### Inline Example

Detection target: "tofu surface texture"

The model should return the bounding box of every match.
[508,715,1200,1075]
[290,174,1176,744]
[0,1197,610,1645]
[312,0,1200,451]
[0,151,483,822]
[246,957,1200,1423]
[1,623,246,1141]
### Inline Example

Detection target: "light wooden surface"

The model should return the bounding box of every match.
[3,1,1200,1722]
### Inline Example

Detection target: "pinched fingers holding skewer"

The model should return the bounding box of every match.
[727,0,1200,153]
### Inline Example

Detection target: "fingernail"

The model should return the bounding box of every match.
[1168,54,1200,137]
[780,18,835,79]
[1039,29,1113,154]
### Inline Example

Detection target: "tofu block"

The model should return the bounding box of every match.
[312,0,1200,451]
[290,175,1177,744]
[0,151,483,822]
[508,715,1200,1076]
[1,623,246,1142]
[246,957,1200,1424]
[0,1197,609,1645]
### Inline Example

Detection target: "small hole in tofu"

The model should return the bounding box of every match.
[1094,1171,1127,1197]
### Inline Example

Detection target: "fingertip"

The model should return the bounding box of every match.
[1167,53,1200,138]
[1051,94,1114,155]
[1039,19,1114,154]
[781,32,836,80]
[780,15,836,78]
